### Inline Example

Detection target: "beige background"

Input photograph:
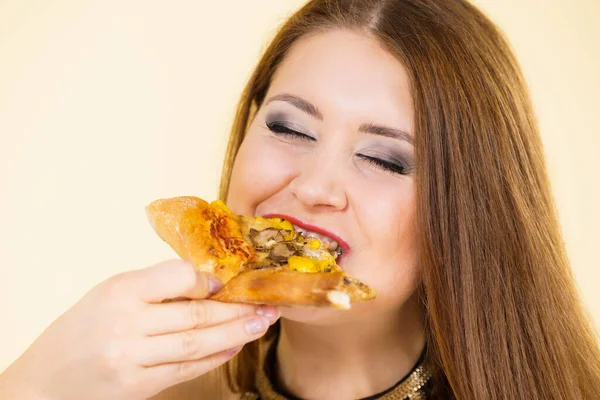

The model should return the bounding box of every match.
[0,0,598,372]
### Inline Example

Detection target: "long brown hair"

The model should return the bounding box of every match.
[218,0,600,398]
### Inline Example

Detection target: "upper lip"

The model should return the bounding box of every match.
[262,213,351,255]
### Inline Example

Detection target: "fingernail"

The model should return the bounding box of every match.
[256,306,280,321]
[245,317,268,335]
[208,276,223,294]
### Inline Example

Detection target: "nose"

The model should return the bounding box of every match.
[288,149,348,211]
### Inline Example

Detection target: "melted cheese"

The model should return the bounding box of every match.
[253,216,295,240]
[288,255,334,273]
[289,237,337,273]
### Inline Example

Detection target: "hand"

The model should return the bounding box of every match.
[0,260,279,400]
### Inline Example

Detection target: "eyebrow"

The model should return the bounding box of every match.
[266,93,324,120]
[266,93,413,145]
[358,123,414,145]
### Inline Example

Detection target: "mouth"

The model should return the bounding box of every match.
[262,214,350,261]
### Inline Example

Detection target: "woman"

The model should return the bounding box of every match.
[1,0,599,399]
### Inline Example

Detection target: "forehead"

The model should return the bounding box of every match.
[268,29,413,130]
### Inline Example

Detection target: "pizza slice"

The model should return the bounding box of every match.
[145,196,376,309]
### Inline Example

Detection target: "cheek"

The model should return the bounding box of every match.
[352,181,420,307]
[227,133,297,215]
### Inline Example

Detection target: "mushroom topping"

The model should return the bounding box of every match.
[248,259,279,270]
[268,242,298,263]
[250,228,289,249]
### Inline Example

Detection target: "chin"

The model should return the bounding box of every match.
[280,301,375,326]
[280,307,337,323]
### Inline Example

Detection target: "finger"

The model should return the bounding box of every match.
[133,315,270,366]
[130,260,223,303]
[140,300,280,336]
[143,346,243,394]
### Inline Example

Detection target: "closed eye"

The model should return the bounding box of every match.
[357,154,409,175]
[266,121,315,142]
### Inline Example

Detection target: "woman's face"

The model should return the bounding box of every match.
[227,29,419,324]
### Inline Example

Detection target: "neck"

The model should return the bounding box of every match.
[275,299,425,400]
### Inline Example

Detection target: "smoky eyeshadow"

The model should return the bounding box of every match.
[265,111,292,125]
[360,148,415,172]
[264,110,415,170]
[264,111,312,134]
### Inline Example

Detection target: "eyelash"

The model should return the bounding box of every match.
[266,121,315,141]
[266,121,408,175]
[357,154,408,175]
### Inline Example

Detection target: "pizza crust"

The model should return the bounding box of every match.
[146,196,253,283]
[211,267,354,308]
[146,196,376,308]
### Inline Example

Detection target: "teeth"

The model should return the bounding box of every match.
[292,224,342,255]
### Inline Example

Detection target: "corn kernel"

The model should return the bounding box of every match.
[308,239,321,249]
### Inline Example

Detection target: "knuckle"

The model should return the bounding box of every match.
[103,341,127,373]
[189,300,209,328]
[108,321,126,337]
[180,330,202,359]
[118,371,144,397]
[102,273,130,296]
[178,360,201,380]
[102,342,146,397]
